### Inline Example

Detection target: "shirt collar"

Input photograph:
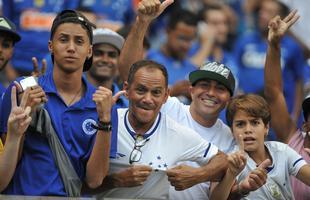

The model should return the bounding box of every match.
[39,72,96,109]
[124,109,161,140]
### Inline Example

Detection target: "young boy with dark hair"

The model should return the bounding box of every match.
[210,94,310,199]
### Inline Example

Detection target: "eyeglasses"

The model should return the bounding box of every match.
[129,136,149,164]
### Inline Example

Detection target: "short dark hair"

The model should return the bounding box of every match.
[167,9,198,29]
[127,60,168,87]
[50,9,96,43]
[260,0,290,18]
[199,3,224,21]
[226,94,271,128]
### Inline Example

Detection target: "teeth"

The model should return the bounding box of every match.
[202,99,216,106]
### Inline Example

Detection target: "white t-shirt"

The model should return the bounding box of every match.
[162,97,235,200]
[100,108,218,199]
[236,141,307,200]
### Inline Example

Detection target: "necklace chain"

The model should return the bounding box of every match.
[67,85,82,106]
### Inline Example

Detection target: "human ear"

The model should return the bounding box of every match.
[48,41,53,53]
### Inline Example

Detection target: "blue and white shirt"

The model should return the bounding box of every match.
[162,97,235,200]
[100,108,218,199]
[235,141,307,200]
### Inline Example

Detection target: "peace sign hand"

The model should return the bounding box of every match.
[268,10,300,45]
[7,86,32,138]
[31,57,46,77]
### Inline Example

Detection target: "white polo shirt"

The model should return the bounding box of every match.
[236,141,307,200]
[162,97,235,200]
[100,108,218,199]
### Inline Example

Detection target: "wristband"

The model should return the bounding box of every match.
[92,121,112,132]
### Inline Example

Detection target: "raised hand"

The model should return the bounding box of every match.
[137,0,174,23]
[14,80,47,111]
[227,135,247,177]
[238,159,271,193]
[93,86,113,122]
[112,165,152,187]
[268,10,299,44]
[7,86,32,138]
[31,57,47,77]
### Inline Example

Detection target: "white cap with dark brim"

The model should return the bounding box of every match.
[93,28,125,52]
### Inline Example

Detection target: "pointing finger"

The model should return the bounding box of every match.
[238,134,244,152]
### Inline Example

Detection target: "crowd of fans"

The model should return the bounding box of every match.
[0,0,309,199]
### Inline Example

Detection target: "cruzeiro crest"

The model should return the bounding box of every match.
[82,119,97,135]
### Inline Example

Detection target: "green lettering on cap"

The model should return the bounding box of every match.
[0,18,12,30]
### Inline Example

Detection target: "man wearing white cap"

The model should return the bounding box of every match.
[86,28,128,108]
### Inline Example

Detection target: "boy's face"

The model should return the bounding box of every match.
[0,33,14,71]
[232,110,269,153]
[48,23,92,73]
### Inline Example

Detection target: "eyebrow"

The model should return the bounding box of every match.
[58,32,86,38]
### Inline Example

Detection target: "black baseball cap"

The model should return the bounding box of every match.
[50,9,96,71]
[189,62,236,96]
[0,16,21,42]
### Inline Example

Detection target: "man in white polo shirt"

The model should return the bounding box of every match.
[93,59,228,199]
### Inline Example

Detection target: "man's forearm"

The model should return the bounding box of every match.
[85,130,111,189]
[82,174,115,195]
[197,151,228,182]
[118,16,151,82]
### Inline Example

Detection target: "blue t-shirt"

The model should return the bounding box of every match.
[304,59,310,88]
[79,0,135,25]
[0,82,6,126]
[234,32,304,112]
[3,0,78,73]
[0,73,117,196]
[147,49,197,86]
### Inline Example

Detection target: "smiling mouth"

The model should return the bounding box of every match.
[201,98,217,106]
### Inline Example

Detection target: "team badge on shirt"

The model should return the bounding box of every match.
[82,119,97,135]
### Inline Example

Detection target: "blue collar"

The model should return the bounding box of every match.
[124,109,161,140]
[39,71,96,109]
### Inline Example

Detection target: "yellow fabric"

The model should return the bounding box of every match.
[0,140,3,153]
